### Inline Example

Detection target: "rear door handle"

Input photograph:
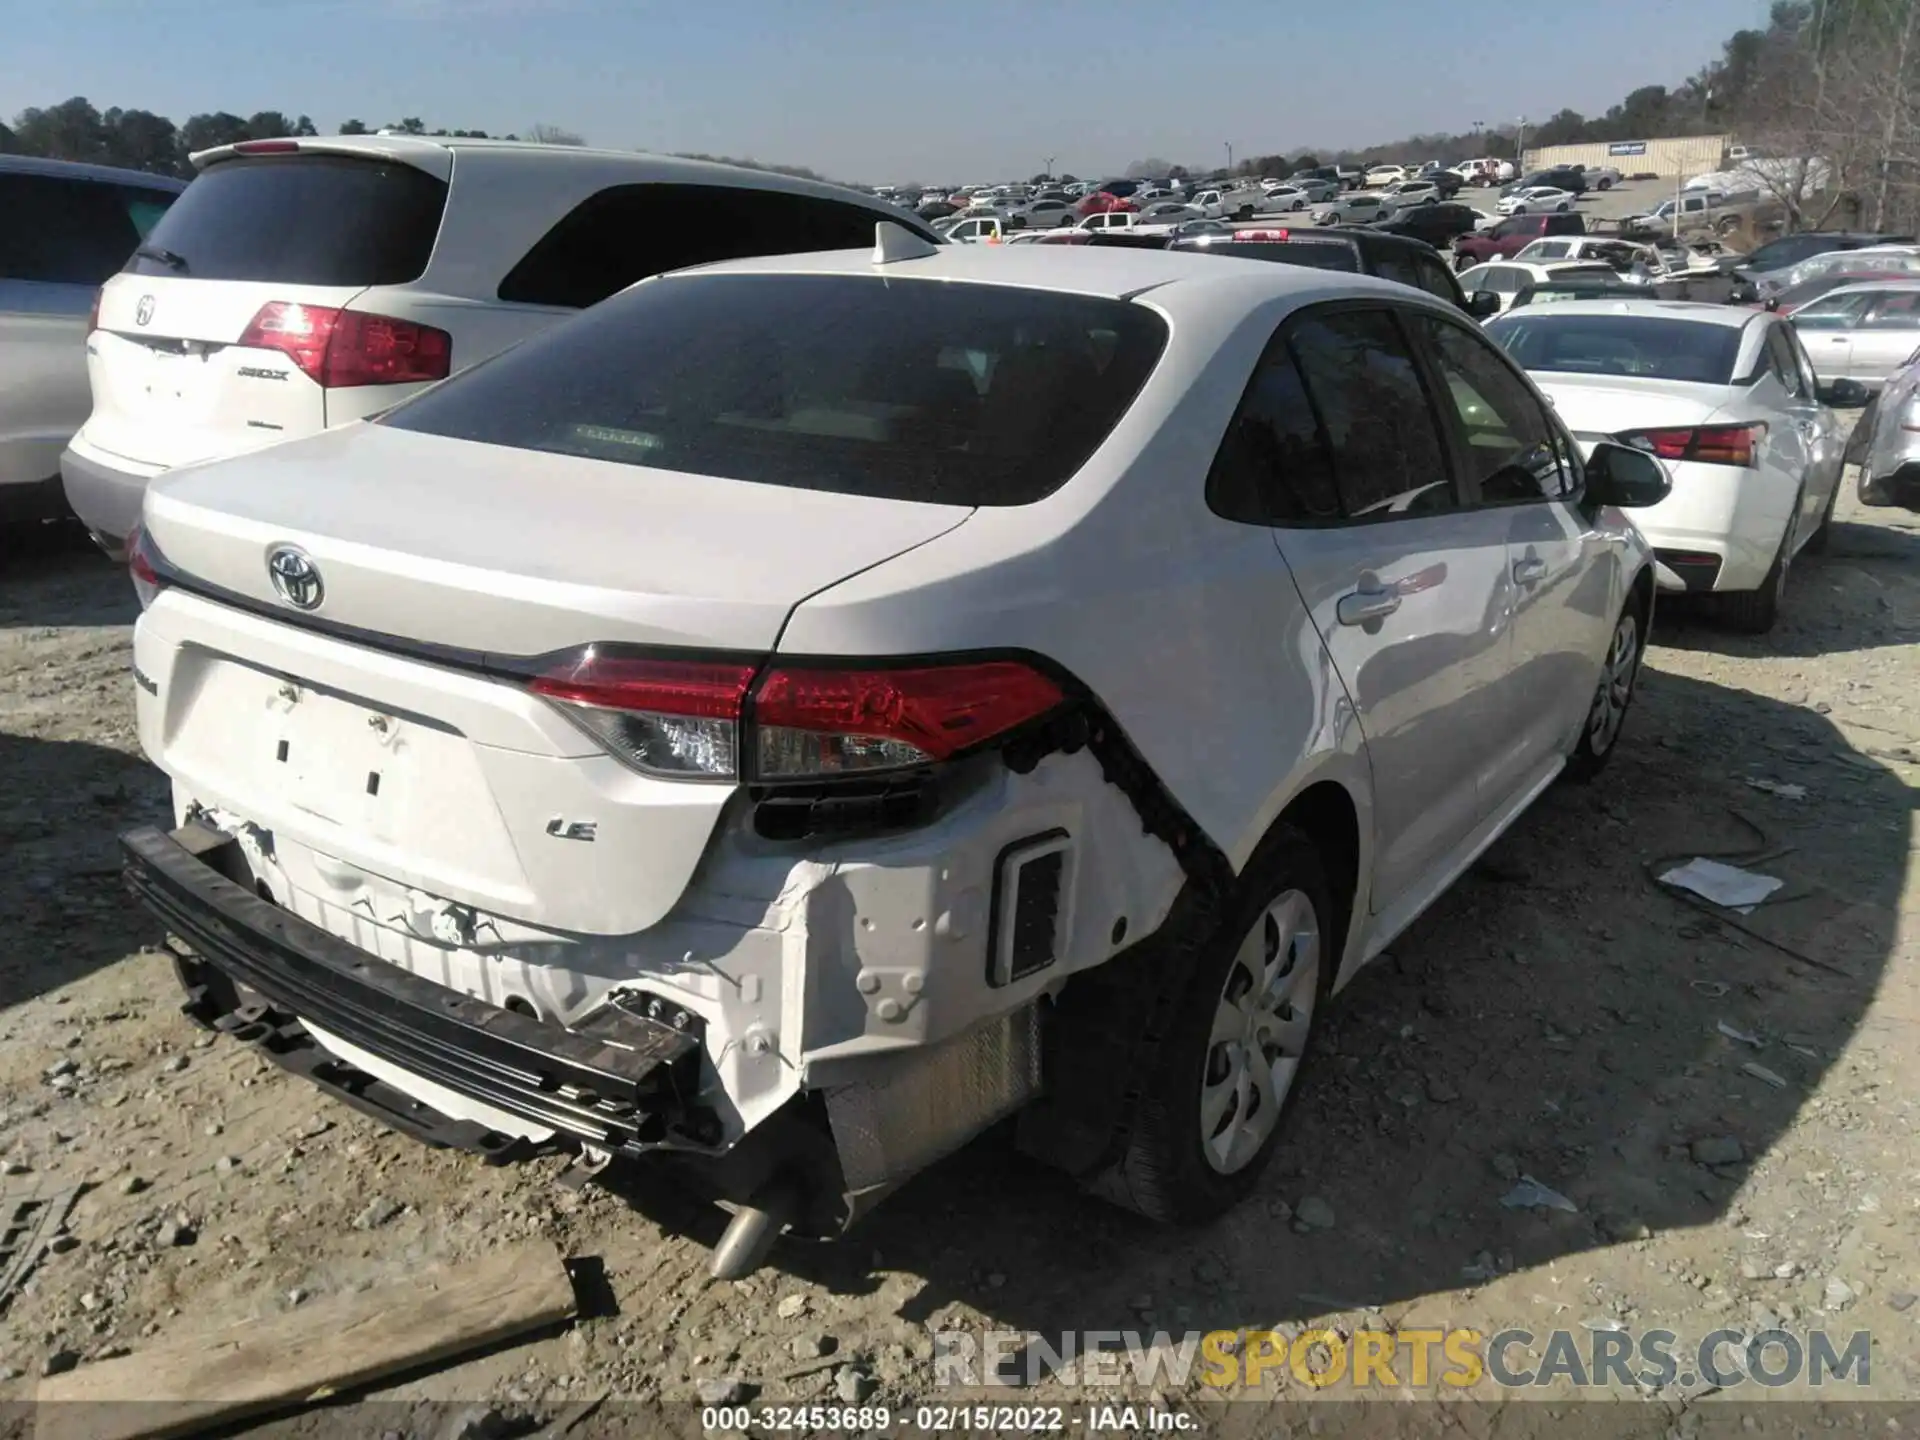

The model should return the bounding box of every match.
[1512,557,1547,584]
[1337,586,1403,626]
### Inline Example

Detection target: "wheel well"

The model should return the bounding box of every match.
[1272,781,1360,975]
[1629,563,1656,627]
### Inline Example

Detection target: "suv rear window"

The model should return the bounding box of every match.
[1173,238,1360,272]
[0,173,181,285]
[380,273,1168,507]
[124,155,447,286]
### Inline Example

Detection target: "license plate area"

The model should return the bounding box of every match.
[271,686,409,829]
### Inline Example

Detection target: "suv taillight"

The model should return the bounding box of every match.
[528,652,1066,782]
[237,302,452,388]
[127,524,168,610]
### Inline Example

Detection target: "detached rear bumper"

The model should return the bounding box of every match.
[121,822,706,1157]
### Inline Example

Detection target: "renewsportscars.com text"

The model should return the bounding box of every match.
[932,1326,1873,1391]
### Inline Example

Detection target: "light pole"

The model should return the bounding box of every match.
[1044,155,1056,180]
[1225,141,1234,174]
[1515,115,1528,167]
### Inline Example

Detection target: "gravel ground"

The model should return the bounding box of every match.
[1,474,1917,1433]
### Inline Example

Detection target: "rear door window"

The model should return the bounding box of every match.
[0,173,174,286]
[124,155,447,285]
[380,272,1167,507]
[1863,292,1920,329]
[498,184,923,309]
[1415,315,1573,502]
[1287,308,1456,520]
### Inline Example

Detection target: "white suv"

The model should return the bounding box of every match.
[61,136,938,555]
[0,157,184,526]
[119,238,1666,1276]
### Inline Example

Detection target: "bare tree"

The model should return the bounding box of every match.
[525,123,586,147]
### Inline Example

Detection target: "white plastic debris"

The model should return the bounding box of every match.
[1659,857,1785,913]
[1742,777,1807,800]
[1741,1062,1788,1089]
[1500,1176,1580,1214]
[1716,1020,1763,1047]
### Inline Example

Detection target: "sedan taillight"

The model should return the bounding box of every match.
[1617,423,1766,468]
[127,524,168,610]
[528,650,1066,782]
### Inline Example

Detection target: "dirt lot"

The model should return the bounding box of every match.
[1,478,1917,1432]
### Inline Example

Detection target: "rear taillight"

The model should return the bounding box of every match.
[527,652,1066,782]
[753,662,1065,778]
[232,139,300,155]
[237,302,452,388]
[127,524,167,610]
[530,655,756,780]
[1618,423,1765,468]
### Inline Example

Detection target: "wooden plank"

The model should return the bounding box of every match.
[35,1242,576,1440]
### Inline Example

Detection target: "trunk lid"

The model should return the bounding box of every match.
[1529,374,1731,450]
[144,421,975,655]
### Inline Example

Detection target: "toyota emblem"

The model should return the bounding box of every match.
[135,295,155,327]
[266,545,324,611]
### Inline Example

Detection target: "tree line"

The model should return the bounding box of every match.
[0,97,587,176]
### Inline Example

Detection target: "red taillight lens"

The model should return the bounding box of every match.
[527,653,1067,782]
[752,662,1065,778]
[237,302,452,388]
[127,523,167,610]
[1619,423,1765,468]
[232,139,300,155]
[530,655,756,780]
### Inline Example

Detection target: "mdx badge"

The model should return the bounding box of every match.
[266,545,324,610]
[135,295,155,326]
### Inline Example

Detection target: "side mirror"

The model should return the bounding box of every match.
[1820,377,1871,408]
[1585,441,1671,509]
[1763,295,1780,311]
[1466,290,1502,318]
[1730,281,1759,303]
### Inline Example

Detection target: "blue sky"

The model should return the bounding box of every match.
[2,0,1772,182]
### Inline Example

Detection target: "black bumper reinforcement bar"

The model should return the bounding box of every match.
[121,823,702,1156]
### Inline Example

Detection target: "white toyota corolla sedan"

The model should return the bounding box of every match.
[1486,299,1857,633]
[117,231,1667,1275]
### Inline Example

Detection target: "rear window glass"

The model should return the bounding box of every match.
[1174,239,1360,272]
[125,156,447,285]
[379,273,1168,507]
[0,174,181,285]
[1485,313,1745,384]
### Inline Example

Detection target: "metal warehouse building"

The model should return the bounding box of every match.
[1522,135,1730,180]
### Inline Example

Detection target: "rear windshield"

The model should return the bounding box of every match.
[1485,313,1745,384]
[1173,239,1360,272]
[379,273,1168,507]
[124,155,447,285]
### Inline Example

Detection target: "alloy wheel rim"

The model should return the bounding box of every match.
[1587,612,1639,753]
[1199,890,1320,1175]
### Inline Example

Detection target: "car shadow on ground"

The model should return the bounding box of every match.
[625,665,1905,1347]
[0,732,171,1012]
[0,520,134,631]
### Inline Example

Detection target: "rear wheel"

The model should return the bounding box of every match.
[1564,601,1643,781]
[1716,513,1795,633]
[1599,178,1614,190]
[1108,828,1331,1224]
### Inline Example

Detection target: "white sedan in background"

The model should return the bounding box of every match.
[1486,300,1857,632]
[1498,186,1579,216]
[1131,202,1208,231]
[1259,184,1314,212]
[1456,261,1622,313]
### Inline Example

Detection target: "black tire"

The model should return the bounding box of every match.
[1716,512,1795,634]
[1804,477,1841,554]
[1843,393,1878,468]
[1564,597,1645,782]
[1106,826,1333,1225]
